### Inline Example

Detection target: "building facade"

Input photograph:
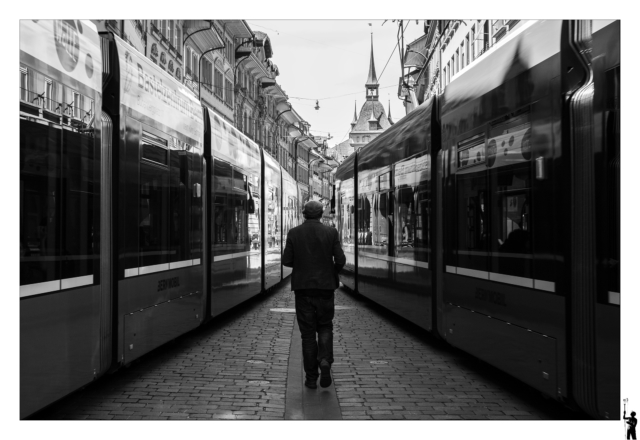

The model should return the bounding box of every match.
[92,20,334,194]
[399,20,524,113]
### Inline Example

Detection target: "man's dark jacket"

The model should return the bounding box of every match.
[282,218,346,291]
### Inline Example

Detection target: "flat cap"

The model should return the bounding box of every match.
[302,200,324,218]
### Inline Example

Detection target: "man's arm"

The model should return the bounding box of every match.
[282,234,294,268]
[332,229,346,273]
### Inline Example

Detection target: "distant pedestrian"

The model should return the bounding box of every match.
[283,200,346,389]
[625,411,637,439]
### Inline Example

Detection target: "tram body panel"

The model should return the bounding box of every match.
[353,98,437,330]
[439,20,569,399]
[20,20,105,418]
[120,272,203,364]
[281,170,299,280]
[207,109,262,317]
[263,151,282,289]
[107,35,205,363]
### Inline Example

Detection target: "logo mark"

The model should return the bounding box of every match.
[53,20,81,72]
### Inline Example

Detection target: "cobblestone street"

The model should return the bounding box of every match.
[37,279,585,422]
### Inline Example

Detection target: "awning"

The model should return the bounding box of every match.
[286,123,302,138]
[269,83,288,102]
[244,54,271,79]
[404,34,428,67]
[183,21,224,50]
[282,109,303,126]
[188,25,225,56]
[218,20,253,39]
[312,155,339,173]
[298,137,317,151]
[254,31,273,58]
[356,97,435,173]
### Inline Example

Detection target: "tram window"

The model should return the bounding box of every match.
[456,161,489,273]
[232,170,248,250]
[396,187,416,259]
[60,129,99,280]
[488,116,532,278]
[189,153,202,260]
[169,149,190,263]
[379,172,390,190]
[139,160,170,268]
[213,160,232,256]
[489,166,532,278]
[20,120,62,285]
[20,118,100,287]
[414,188,430,263]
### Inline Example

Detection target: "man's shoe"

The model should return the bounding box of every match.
[320,360,332,388]
[304,378,317,389]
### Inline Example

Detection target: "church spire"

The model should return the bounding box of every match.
[366,34,378,86]
[351,101,358,127]
[365,34,379,101]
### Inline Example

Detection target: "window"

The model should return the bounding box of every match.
[456,135,488,273]
[483,21,490,52]
[168,20,174,43]
[470,26,475,61]
[214,69,223,98]
[225,79,233,106]
[455,49,459,74]
[202,59,212,90]
[226,38,233,63]
[184,46,191,74]
[43,79,52,111]
[139,132,170,268]
[20,113,99,288]
[213,160,249,256]
[192,51,198,79]
[451,113,534,282]
[176,26,182,56]
[20,67,28,101]
[173,22,179,48]
[488,114,532,279]
[461,42,465,69]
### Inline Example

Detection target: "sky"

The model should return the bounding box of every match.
[246,20,425,148]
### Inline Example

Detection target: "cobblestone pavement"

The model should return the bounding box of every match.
[36,279,587,421]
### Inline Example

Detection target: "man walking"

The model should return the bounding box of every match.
[283,200,346,389]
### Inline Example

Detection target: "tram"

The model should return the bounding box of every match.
[335,20,619,419]
[19,20,306,418]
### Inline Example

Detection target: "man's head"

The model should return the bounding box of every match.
[303,200,324,220]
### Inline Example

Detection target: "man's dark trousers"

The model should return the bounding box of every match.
[295,289,334,381]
